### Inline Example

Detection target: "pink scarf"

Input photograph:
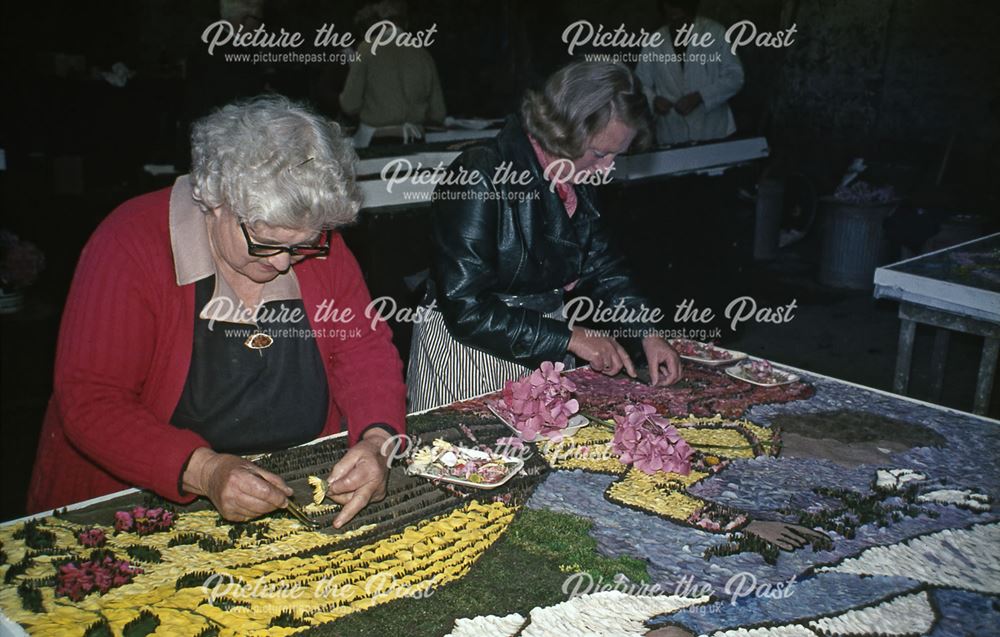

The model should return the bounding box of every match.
[528,135,577,217]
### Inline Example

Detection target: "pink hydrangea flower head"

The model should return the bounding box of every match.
[496,361,581,440]
[611,402,693,475]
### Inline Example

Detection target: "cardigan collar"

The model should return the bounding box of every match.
[168,175,301,323]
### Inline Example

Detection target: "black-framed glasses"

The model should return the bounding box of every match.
[240,222,332,258]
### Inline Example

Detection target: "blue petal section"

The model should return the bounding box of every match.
[927,588,1000,637]
[656,573,917,634]
[526,371,999,633]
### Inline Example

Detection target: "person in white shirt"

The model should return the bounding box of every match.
[635,0,744,145]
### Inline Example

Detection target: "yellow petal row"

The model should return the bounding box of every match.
[606,469,705,521]
[0,500,516,636]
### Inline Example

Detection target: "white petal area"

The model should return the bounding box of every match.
[445,613,527,637]
[916,489,991,512]
[875,469,926,491]
[809,591,933,635]
[817,523,1000,593]
[706,626,817,636]
[515,591,710,637]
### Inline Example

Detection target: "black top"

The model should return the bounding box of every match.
[425,114,657,368]
[172,276,329,455]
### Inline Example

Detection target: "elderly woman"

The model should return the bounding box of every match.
[28,96,406,527]
[407,61,681,412]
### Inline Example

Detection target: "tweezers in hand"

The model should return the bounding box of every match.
[284,499,320,529]
[245,468,319,529]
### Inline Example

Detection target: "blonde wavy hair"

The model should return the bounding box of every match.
[521,61,652,160]
[190,95,362,230]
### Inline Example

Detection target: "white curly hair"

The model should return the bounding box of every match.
[190,95,362,230]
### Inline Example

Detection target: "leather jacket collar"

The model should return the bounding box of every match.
[495,114,602,222]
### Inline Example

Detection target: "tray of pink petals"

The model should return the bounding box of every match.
[489,361,589,442]
[725,359,799,387]
[489,403,589,442]
[668,339,747,366]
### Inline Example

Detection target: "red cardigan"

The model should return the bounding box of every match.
[27,186,407,513]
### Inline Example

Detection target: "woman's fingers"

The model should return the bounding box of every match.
[220,498,269,522]
[328,470,366,496]
[204,455,299,521]
[614,341,637,377]
[643,339,683,386]
[327,450,383,498]
[219,506,257,522]
[325,448,362,488]
[590,349,613,374]
[249,467,294,497]
[572,329,634,377]
[604,349,623,375]
[586,337,630,376]
[664,348,683,384]
[237,471,289,510]
[333,483,379,528]
[328,492,353,506]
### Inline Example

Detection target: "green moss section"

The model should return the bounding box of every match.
[302,508,649,637]
[505,509,648,583]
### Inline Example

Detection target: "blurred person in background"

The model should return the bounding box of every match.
[635,0,744,145]
[339,0,447,146]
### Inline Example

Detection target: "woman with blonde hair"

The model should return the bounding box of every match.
[407,61,682,412]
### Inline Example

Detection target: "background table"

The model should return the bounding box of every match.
[874,232,1000,415]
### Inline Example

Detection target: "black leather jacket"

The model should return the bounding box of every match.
[426,115,656,368]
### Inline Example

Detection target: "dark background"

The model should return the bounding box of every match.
[1,0,998,519]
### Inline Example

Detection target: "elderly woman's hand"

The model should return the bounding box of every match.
[324,428,392,528]
[183,448,294,521]
[642,336,683,386]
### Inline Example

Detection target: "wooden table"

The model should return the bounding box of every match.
[874,232,1000,415]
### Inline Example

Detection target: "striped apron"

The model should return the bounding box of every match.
[406,289,571,413]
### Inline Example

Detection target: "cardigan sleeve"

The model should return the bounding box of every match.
[53,225,210,503]
[310,235,407,446]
